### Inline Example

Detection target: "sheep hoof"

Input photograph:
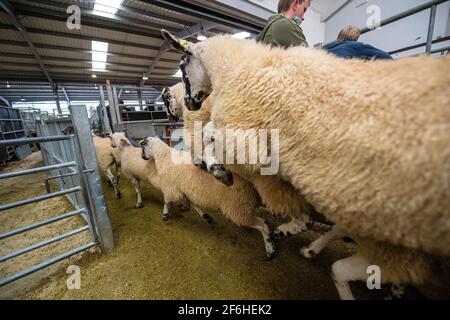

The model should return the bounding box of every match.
[194,159,208,171]
[210,164,234,186]
[162,216,169,222]
[135,203,143,209]
[273,229,291,239]
[202,213,213,224]
[265,250,278,261]
[300,247,317,259]
[116,191,122,199]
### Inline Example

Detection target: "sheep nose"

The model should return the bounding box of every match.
[185,97,202,111]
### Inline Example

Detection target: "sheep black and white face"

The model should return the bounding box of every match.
[179,54,211,111]
[161,29,212,111]
[140,137,155,161]
[162,88,181,122]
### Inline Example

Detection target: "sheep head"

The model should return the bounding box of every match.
[161,29,212,111]
[110,132,128,149]
[161,86,180,122]
[140,137,157,161]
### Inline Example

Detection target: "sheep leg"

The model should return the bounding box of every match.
[105,167,121,199]
[331,254,371,300]
[274,216,313,239]
[191,205,213,224]
[115,163,121,186]
[162,203,173,221]
[250,217,277,261]
[133,178,143,208]
[300,225,346,259]
[202,123,233,186]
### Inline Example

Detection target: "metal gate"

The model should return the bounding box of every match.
[0,105,114,288]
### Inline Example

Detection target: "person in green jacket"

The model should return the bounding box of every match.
[256,0,310,48]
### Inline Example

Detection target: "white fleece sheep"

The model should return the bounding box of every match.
[141,136,278,259]
[110,132,210,221]
[161,31,450,298]
[163,82,313,238]
[92,134,121,199]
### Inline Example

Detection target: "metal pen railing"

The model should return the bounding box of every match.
[0,105,114,288]
[323,0,449,55]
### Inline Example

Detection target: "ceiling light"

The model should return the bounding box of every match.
[6,81,10,88]
[92,74,97,78]
[92,41,108,71]
[172,70,182,78]
[142,75,148,80]
[20,96,26,102]
[92,41,109,52]
[93,0,123,18]
[125,90,131,94]
[232,32,251,39]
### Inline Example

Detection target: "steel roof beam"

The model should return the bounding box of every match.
[140,20,218,86]
[0,54,178,71]
[143,0,263,33]
[0,0,52,83]
[11,0,181,38]
[0,24,174,53]
[0,39,181,63]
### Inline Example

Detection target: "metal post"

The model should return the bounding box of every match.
[70,105,114,253]
[426,5,437,53]
[99,86,111,133]
[106,84,119,130]
[138,89,143,110]
[112,86,122,125]
[53,82,63,115]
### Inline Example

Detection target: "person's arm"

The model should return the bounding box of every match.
[269,19,308,48]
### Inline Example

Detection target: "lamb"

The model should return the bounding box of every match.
[109,132,211,221]
[162,82,314,238]
[62,124,121,198]
[92,134,121,199]
[140,136,278,259]
[161,31,450,298]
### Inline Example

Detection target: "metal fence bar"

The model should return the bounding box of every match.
[0,186,81,212]
[0,208,86,240]
[0,226,90,263]
[0,242,96,288]
[71,105,114,253]
[389,35,450,54]
[0,135,74,147]
[426,5,437,53]
[323,0,449,49]
[360,0,447,34]
[0,162,77,180]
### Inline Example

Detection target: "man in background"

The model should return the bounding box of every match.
[327,26,393,60]
[257,0,310,48]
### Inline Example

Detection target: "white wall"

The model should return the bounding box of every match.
[303,7,326,47]
[324,0,450,58]
[248,0,326,46]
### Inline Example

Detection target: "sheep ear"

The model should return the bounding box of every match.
[161,29,193,54]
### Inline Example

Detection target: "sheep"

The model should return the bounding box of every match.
[162,82,314,238]
[62,124,121,198]
[109,132,210,221]
[92,134,121,199]
[161,31,450,298]
[140,136,278,260]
